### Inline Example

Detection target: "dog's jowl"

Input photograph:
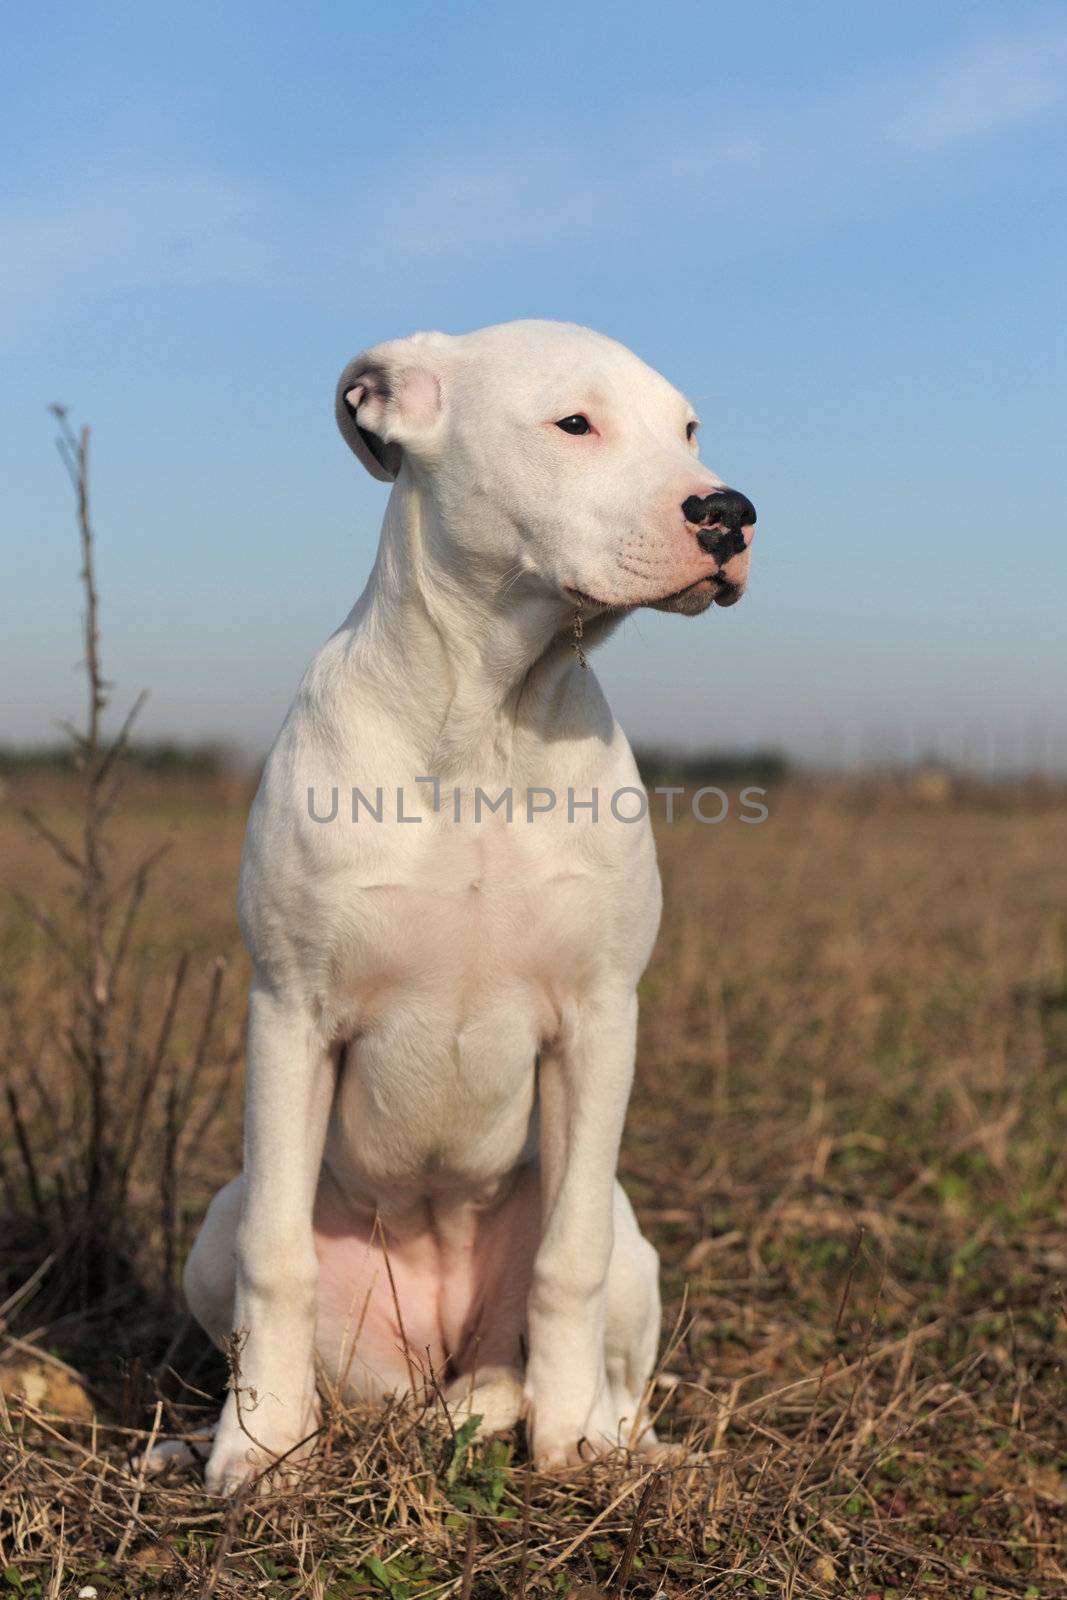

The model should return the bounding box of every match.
[180,320,757,1492]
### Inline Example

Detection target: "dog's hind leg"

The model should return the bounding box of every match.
[604,1180,662,1453]
[131,1178,242,1480]
[183,1176,243,1348]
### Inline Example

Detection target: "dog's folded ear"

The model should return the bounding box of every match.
[336,333,450,482]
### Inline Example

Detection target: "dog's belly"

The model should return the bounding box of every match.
[311,1162,541,1398]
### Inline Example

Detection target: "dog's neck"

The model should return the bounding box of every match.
[339,475,617,781]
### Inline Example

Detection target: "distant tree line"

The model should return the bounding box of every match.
[0,741,230,777]
[1,741,792,785]
[632,746,792,787]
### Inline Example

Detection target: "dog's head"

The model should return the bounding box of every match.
[336,320,755,617]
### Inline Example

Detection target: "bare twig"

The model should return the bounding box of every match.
[5,1084,46,1221]
[15,806,85,875]
[612,1470,659,1597]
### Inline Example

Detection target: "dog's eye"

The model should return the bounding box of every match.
[686,421,699,441]
[556,415,591,435]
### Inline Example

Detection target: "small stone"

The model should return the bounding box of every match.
[1,1357,94,1422]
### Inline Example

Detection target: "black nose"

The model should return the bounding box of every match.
[682,488,756,530]
[682,488,757,561]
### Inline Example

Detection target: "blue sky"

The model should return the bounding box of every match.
[2,1,1065,768]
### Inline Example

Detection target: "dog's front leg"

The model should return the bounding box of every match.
[525,989,639,1468]
[204,984,335,1494]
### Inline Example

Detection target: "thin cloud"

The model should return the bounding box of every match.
[343,29,1067,272]
[3,24,1064,346]
[887,28,1067,150]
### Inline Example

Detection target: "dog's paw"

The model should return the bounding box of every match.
[443,1366,524,1437]
[533,1435,620,1471]
[204,1435,265,1496]
[204,1394,319,1495]
[204,1431,312,1495]
[132,1432,213,1478]
[632,1435,705,1468]
[528,1396,629,1471]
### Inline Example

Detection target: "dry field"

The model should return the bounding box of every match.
[1,770,1066,1598]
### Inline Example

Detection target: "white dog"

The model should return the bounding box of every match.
[183,320,756,1492]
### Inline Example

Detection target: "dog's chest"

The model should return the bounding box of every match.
[320,816,637,1188]
[327,813,621,1012]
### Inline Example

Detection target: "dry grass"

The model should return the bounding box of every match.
[2,774,1066,1598]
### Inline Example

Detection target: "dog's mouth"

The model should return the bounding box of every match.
[650,573,744,613]
[565,571,744,615]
